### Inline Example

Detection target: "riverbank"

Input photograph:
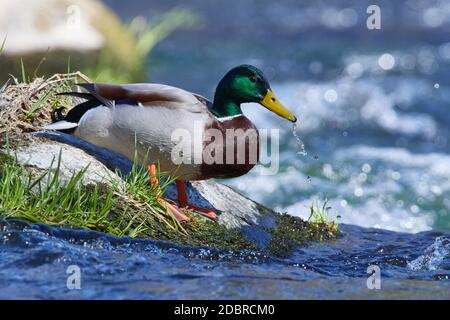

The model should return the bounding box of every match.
[0,74,339,256]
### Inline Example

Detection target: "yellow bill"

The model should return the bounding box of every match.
[260,90,297,123]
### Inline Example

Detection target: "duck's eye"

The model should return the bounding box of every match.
[249,76,258,83]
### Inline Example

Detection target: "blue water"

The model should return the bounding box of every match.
[2,0,450,298]
[0,219,448,299]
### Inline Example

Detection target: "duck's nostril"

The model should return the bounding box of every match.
[271,98,276,102]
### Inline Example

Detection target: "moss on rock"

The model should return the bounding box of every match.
[266,213,340,257]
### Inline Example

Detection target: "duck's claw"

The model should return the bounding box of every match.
[148,164,190,223]
[148,165,217,222]
[159,198,191,223]
[181,203,217,221]
[176,180,217,221]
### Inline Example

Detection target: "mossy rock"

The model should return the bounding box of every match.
[0,131,340,256]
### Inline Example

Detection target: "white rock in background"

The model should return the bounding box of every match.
[0,0,104,54]
[0,0,138,81]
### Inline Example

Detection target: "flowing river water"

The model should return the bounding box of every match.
[1,0,449,299]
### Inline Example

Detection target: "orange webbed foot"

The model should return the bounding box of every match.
[176,180,217,221]
[148,164,190,223]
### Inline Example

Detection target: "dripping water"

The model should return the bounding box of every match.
[292,123,319,184]
[292,123,320,160]
[292,123,308,156]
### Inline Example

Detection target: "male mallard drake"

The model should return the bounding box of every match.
[43,65,296,222]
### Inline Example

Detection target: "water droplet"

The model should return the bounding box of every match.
[324,89,338,103]
[362,163,372,173]
[378,53,395,70]
[292,123,307,156]
[434,83,440,89]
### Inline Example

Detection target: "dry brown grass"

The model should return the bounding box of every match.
[0,72,91,140]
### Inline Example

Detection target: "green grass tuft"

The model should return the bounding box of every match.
[0,147,257,251]
[308,198,340,232]
[0,146,174,237]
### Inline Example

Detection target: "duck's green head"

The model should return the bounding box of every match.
[211,65,297,122]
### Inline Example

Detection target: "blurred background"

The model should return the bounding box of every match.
[1,0,450,233]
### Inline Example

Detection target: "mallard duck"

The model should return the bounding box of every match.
[43,65,296,222]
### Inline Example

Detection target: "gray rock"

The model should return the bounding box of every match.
[2,131,279,248]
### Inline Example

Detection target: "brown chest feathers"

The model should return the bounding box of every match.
[199,115,260,180]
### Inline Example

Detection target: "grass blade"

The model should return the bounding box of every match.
[20,58,26,83]
[27,88,53,117]
[0,35,6,54]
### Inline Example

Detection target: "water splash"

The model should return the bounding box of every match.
[407,236,449,271]
[292,124,316,183]
[292,123,307,156]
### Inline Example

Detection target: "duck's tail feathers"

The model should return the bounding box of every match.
[41,121,79,131]
[76,83,115,108]
[41,92,102,133]
[57,92,95,100]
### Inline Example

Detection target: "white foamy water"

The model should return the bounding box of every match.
[408,237,450,271]
[270,77,438,139]
[286,197,434,233]
[229,145,449,233]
